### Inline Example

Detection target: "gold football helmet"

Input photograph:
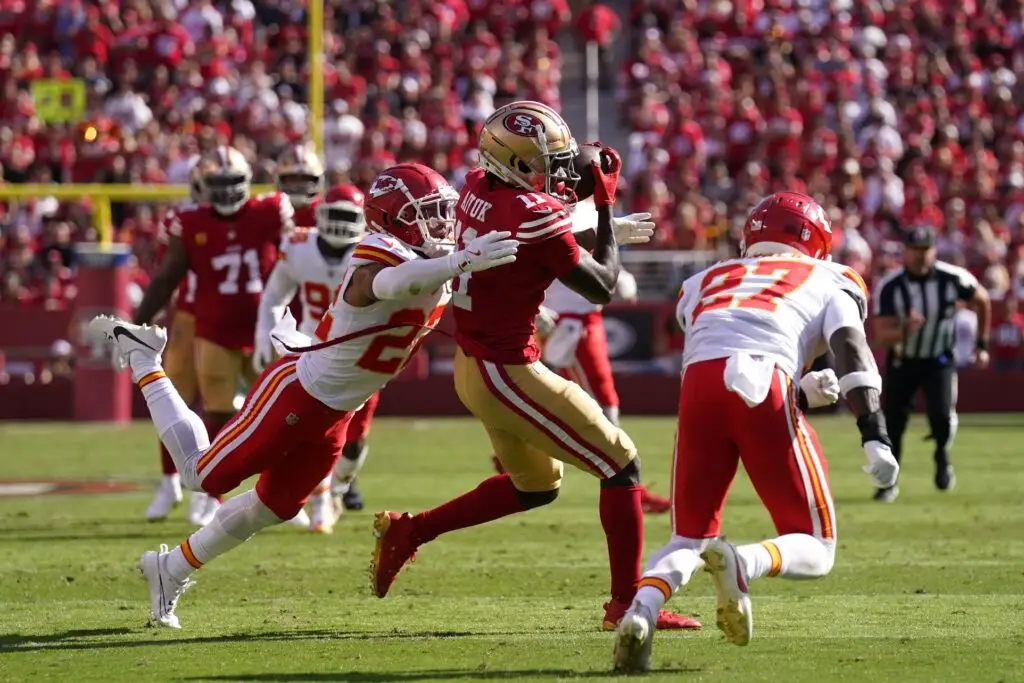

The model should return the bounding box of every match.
[197,145,252,215]
[276,141,325,208]
[478,100,580,202]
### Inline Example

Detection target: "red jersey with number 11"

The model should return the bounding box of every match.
[168,193,294,350]
[452,168,581,364]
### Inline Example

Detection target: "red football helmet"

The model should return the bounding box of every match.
[316,183,365,247]
[363,163,458,255]
[742,191,833,259]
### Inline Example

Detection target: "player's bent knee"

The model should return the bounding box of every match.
[601,457,640,488]
[515,487,559,510]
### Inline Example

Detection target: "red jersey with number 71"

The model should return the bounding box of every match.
[676,254,869,378]
[452,168,581,364]
[168,192,294,350]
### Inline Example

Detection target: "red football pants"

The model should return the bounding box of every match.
[194,356,352,519]
[556,312,619,408]
[673,358,836,541]
[347,390,379,443]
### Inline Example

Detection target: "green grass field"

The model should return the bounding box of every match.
[1,415,1023,682]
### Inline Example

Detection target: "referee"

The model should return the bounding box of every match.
[870,227,991,502]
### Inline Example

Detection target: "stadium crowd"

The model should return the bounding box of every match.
[1,0,1024,365]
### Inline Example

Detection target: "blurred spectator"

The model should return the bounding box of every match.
[575,0,621,91]
[993,297,1024,370]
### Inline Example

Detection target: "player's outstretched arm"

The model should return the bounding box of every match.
[826,292,899,489]
[344,232,518,308]
[254,263,298,372]
[134,235,189,325]
[559,146,623,305]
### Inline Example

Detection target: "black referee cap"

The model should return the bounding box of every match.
[904,226,935,248]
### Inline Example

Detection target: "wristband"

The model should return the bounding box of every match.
[856,411,892,447]
[976,338,989,351]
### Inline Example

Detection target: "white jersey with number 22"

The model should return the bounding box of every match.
[296,233,451,412]
[676,254,869,378]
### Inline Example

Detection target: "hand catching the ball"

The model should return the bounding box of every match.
[588,142,622,208]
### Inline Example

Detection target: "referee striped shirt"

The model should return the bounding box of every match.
[872,261,980,360]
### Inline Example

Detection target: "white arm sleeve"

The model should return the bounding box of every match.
[256,263,298,343]
[822,290,866,342]
[370,254,461,301]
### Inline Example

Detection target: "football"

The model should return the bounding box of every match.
[573,143,613,201]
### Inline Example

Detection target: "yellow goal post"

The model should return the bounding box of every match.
[0,183,276,247]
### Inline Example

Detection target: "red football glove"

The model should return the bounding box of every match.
[590,144,622,208]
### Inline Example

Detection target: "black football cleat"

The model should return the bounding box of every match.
[343,478,365,511]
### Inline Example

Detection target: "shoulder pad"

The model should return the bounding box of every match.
[824,262,869,321]
[350,233,416,267]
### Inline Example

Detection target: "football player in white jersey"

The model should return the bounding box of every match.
[254,182,372,532]
[87,163,518,629]
[613,192,900,671]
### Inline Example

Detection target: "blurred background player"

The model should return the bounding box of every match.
[614,193,898,671]
[133,145,294,526]
[254,183,375,532]
[146,157,211,525]
[88,163,516,630]
[276,141,325,228]
[370,101,699,632]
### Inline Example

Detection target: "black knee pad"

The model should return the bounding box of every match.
[342,440,366,461]
[515,487,559,510]
[601,457,641,488]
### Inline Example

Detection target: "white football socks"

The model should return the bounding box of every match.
[165,490,283,582]
[333,443,368,495]
[131,355,210,491]
[738,534,836,581]
[633,536,708,617]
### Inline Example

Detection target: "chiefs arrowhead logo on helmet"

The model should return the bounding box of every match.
[503,112,545,137]
[369,174,400,198]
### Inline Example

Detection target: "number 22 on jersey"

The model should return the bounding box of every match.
[690,259,815,324]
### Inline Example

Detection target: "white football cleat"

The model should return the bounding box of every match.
[145,475,183,521]
[88,315,167,368]
[187,492,220,527]
[612,601,654,673]
[287,508,311,528]
[309,492,337,534]
[139,544,194,629]
[701,539,753,646]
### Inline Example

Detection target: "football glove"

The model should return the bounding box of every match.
[451,230,518,274]
[252,335,274,374]
[612,212,655,245]
[535,305,558,338]
[590,144,622,208]
[863,440,900,489]
[799,369,840,409]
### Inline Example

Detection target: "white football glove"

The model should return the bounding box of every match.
[452,230,518,273]
[535,305,558,338]
[612,212,656,245]
[863,441,900,489]
[799,369,840,408]
[252,335,274,374]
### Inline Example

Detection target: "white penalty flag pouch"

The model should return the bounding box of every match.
[723,352,776,408]
[270,310,313,357]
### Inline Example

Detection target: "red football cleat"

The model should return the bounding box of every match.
[602,599,702,631]
[369,511,420,598]
[640,487,671,514]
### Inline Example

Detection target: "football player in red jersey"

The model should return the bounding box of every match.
[276,141,324,227]
[369,101,700,632]
[88,163,515,629]
[133,145,295,489]
[254,183,378,530]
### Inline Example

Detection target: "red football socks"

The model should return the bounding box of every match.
[412,474,526,544]
[160,443,178,475]
[599,485,644,603]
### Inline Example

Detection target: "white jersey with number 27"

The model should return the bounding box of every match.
[676,254,869,378]
[296,233,451,412]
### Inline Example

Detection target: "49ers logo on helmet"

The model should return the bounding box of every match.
[503,113,545,137]
[369,174,400,197]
